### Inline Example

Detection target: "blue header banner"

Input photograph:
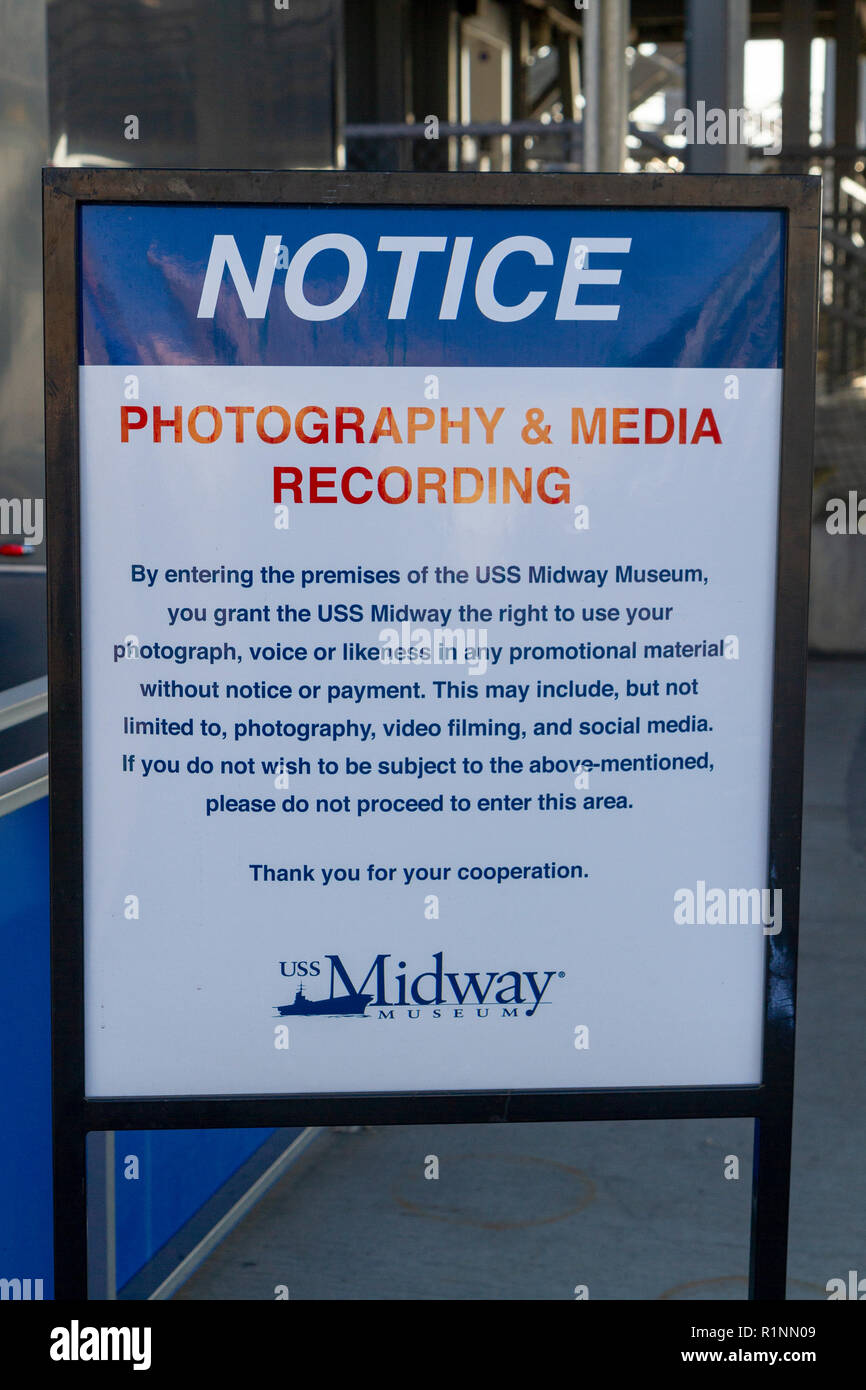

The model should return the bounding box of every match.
[81,204,784,370]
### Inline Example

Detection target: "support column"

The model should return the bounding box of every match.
[599,0,629,172]
[781,0,814,172]
[749,1110,794,1300]
[833,0,862,379]
[581,1,600,171]
[410,0,456,171]
[193,0,251,167]
[557,28,580,167]
[834,0,859,182]
[509,3,529,172]
[685,0,749,173]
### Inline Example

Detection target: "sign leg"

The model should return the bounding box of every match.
[748,1111,794,1300]
[52,1121,89,1300]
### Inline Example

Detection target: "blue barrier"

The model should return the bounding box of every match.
[114,1128,276,1293]
[0,796,52,1297]
[0,785,293,1300]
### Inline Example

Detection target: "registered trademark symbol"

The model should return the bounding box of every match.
[559,971,566,978]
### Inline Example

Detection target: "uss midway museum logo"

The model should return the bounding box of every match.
[274,952,564,1021]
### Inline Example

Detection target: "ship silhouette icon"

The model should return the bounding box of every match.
[274,980,372,1017]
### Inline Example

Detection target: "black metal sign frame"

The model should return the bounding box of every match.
[45,168,820,1300]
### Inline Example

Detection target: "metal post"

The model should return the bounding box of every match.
[834,0,860,378]
[599,0,629,172]
[823,39,836,148]
[410,0,456,171]
[193,0,251,168]
[52,1121,89,1299]
[374,0,411,171]
[685,0,749,173]
[581,1,600,171]
[781,0,814,173]
[557,30,580,168]
[834,0,858,180]
[823,41,842,391]
[509,5,529,171]
[749,1110,795,1299]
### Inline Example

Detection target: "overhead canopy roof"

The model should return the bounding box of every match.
[533,0,866,48]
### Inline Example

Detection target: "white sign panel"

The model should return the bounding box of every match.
[78,204,786,1097]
